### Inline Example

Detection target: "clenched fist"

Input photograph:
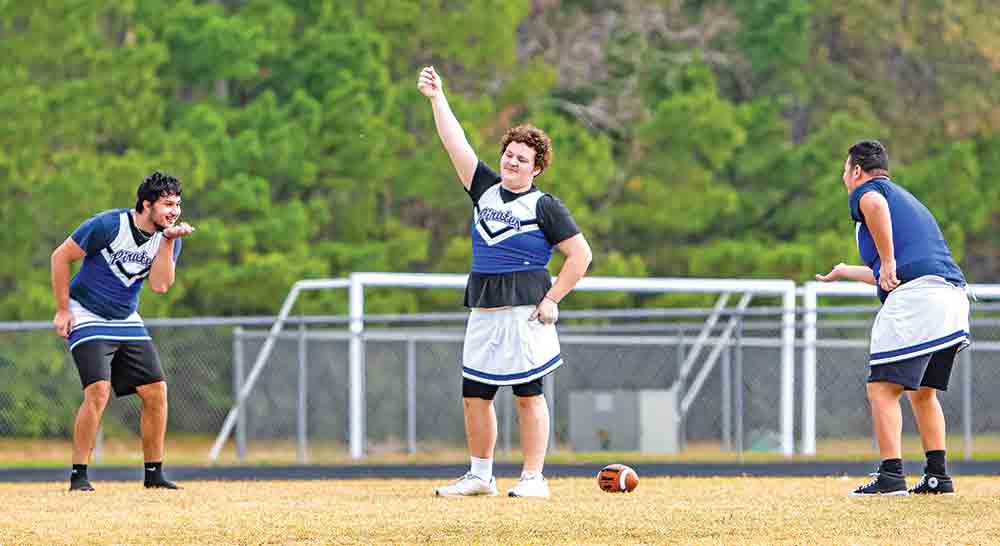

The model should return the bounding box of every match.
[417,66,443,99]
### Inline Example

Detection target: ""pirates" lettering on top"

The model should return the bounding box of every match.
[110,249,154,267]
[478,207,522,231]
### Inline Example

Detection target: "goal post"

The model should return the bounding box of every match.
[800,281,1000,456]
[210,272,798,461]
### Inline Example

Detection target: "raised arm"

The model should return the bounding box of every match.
[51,238,87,337]
[417,66,478,189]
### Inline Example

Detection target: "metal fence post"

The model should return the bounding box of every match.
[348,275,366,459]
[297,321,308,464]
[721,339,732,451]
[962,347,973,461]
[545,373,556,451]
[94,426,103,464]
[233,326,246,462]
[780,287,796,456]
[503,389,513,456]
[734,317,744,462]
[677,327,686,451]
[407,340,417,455]
[802,286,818,456]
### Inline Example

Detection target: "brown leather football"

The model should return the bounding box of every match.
[597,463,639,493]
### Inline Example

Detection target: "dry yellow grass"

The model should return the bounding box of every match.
[2,477,1000,545]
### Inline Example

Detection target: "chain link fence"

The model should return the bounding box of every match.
[1,303,998,463]
[0,321,238,445]
[232,312,790,460]
[811,305,1000,457]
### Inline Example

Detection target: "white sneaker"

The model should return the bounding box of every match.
[507,474,550,498]
[434,473,498,497]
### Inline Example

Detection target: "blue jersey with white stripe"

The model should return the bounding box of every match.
[463,162,581,308]
[69,209,182,320]
[849,177,964,302]
[471,185,553,274]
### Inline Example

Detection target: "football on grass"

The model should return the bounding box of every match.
[597,463,639,493]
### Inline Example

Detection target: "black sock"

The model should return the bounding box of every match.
[70,464,95,490]
[144,461,163,482]
[926,450,947,475]
[143,461,180,489]
[879,458,903,475]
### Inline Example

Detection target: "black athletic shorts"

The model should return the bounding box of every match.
[868,344,961,391]
[462,377,544,400]
[71,340,166,397]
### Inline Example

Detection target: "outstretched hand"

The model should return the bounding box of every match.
[163,222,195,241]
[417,66,443,99]
[815,263,849,282]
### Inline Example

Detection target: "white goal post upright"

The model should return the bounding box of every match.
[210,273,798,461]
[801,281,1000,457]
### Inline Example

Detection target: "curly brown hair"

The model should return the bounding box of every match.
[500,124,553,175]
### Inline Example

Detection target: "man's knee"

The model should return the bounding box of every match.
[83,381,111,409]
[867,381,903,402]
[516,394,546,412]
[137,381,168,407]
[908,386,938,405]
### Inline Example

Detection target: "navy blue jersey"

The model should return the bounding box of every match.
[849,177,964,302]
[69,209,182,319]
[464,162,580,308]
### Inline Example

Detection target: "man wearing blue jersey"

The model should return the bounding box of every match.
[419,66,592,498]
[51,172,194,491]
[817,140,968,496]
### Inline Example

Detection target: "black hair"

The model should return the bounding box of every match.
[847,140,889,174]
[135,171,182,213]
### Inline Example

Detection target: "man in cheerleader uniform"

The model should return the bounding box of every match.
[51,172,194,491]
[418,66,592,498]
[817,140,968,496]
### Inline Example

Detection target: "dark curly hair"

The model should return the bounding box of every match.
[500,125,553,175]
[135,171,182,213]
[848,140,890,176]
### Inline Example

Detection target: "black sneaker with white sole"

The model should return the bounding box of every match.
[849,471,908,496]
[908,473,955,495]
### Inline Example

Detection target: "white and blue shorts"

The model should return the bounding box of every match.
[67,299,162,396]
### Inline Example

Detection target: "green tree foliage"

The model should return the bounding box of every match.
[3,0,999,323]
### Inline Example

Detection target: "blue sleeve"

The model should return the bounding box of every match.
[70,213,118,255]
[172,238,182,263]
[848,181,887,223]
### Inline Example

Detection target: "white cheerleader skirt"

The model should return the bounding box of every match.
[461,305,562,386]
[869,275,971,366]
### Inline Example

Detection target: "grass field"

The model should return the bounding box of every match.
[5,433,1000,467]
[2,476,1000,545]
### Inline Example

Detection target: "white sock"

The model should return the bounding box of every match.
[470,456,493,481]
[521,470,541,481]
